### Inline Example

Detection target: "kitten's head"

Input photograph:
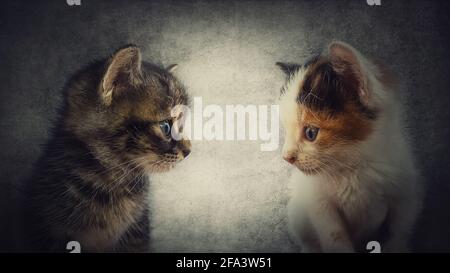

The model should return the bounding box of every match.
[277,41,382,175]
[65,45,191,173]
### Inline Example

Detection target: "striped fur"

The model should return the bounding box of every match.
[24,46,191,252]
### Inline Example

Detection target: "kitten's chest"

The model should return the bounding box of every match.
[75,188,149,251]
[332,177,388,241]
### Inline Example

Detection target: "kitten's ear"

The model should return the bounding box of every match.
[166,64,178,73]
[276,62,300,77]
[327,41,370,106]
[100,46,143,106]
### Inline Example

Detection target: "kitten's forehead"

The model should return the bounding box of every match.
[279,55,325,99]
[279,66,306,120]
[279,56,374,143]
[281,67,307,102]
[280,55,375,118]
[123,68,189,121]
[145,68,189,105]
[113,79,187,122]
[134,96,172,121]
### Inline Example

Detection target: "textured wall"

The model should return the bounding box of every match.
[1,0,450,252]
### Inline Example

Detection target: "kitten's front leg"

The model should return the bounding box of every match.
[308,200,354,253]
[114,209,150,253]
[287,197,321,253]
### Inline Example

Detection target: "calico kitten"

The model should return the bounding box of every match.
[277,41,423,252]
[24,46,191,252]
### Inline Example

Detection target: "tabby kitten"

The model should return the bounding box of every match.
[24,46,191,252]
[277,41,423,252]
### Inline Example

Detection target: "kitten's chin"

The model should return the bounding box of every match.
[144,163,176,173]
[139,152,189,173]
[294,164,322,176]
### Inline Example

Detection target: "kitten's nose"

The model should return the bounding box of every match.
[182,149,191,158]
[283,155,297,164]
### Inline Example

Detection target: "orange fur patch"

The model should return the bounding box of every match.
[299,104,374,148]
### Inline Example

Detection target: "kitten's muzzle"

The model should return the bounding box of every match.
[283,155,297,164]
[181,148,191,158]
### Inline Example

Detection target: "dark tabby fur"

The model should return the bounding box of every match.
[24,45,191,252]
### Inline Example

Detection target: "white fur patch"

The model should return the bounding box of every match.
[283,43,423,253]
[279,69,306,157]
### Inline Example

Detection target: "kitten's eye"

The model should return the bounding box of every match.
[304,126,319,142]
[159,120,171,136]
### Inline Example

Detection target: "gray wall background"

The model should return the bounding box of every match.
[1,0,450,252]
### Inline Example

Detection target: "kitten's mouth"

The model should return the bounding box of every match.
[137,151,189,173]
[144,161,177,173]
[145,156,185,173]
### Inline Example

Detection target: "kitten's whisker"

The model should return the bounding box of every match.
[116,160,145,187]
[127,161,150,194]
[106,157,147,193]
